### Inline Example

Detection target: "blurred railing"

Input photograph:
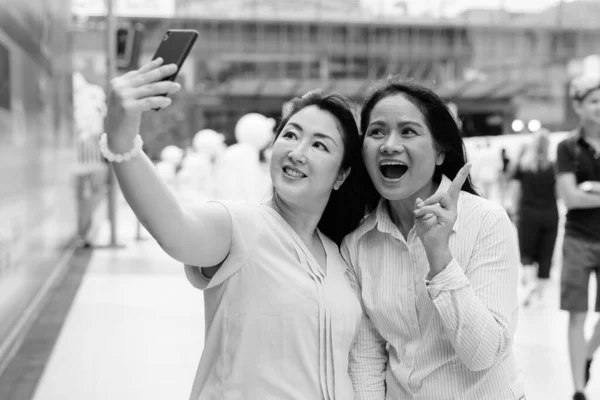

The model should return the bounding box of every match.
[77,132,103,164]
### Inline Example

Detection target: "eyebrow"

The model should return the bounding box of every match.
[287,122,339,147]
[368,119,424,129]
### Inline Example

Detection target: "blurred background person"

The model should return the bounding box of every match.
[498,147,513,214]
[469,138,502,201]
[508,129,559,307]
[555,73,600,400]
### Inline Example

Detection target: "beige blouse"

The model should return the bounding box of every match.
[184,201,362,400]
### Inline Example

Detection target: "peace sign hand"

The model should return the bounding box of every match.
[413,163,471,263]
[106,58,181,151]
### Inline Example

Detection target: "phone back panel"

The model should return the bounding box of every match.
[151,29,198,82]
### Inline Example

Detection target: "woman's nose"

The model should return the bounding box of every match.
[288,145,307,164]
[379,133,404,154]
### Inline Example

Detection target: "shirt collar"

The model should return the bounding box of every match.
[354,175,463,240]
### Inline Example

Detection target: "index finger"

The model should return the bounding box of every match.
[447,163,471,200]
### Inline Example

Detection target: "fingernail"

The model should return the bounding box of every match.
[174,83,181,89]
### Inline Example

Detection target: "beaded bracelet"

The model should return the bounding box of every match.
[99,133,144,163]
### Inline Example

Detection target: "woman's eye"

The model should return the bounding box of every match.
[282,131,297,139]
[313,141,328,151]
[368,128,385,137]
[403,129,417,136]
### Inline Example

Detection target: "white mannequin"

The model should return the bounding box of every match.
[177,129,226,202]
[156,145,184,189]
[215,113,274,203]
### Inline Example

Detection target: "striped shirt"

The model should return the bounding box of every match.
[341,175,525,400]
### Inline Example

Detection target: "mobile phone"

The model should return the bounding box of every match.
[150,29,198,107]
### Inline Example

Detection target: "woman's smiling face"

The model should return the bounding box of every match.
[269,105,347,209]
[362,94,444,204]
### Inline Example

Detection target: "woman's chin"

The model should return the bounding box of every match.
[375,184,411,202]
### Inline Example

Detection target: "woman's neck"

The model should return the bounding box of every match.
[387,179,439,237]
[387,200,415,237]
[270,195,322,245]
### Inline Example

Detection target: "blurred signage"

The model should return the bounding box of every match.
[72,0,175,17]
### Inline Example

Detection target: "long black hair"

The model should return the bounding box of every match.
[359,77,479,214]
[273,90,369,245]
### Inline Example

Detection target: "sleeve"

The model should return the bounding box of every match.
[424,207,519,372]
[184,200,262,290]
[555,139,576,175]
[341,237,388,400]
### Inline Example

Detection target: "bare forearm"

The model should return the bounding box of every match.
[562,191,600,210]
[580,181,600,194]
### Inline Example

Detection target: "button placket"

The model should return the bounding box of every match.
[296,246,333,399]
[406,235,423,394]
[263,207,334,397]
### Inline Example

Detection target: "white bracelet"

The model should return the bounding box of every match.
[99,133,144,163]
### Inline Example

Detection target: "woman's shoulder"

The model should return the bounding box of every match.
[209,200,268,237]
[211,200,261,215]
[458,191,509,224]
[341,212,377,248]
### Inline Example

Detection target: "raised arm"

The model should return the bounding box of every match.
[414,165,519,371]
[424,208,519,371]
[105,58,231,267]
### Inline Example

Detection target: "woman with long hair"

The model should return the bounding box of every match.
[343,78,523,399]
[509,128,559,306]
[103,57,370,398]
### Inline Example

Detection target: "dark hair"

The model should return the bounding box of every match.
[359,77,479,214]
[273,90,368,245]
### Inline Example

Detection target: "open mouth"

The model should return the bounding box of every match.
[379,161,408,180]
[283,166,307,179]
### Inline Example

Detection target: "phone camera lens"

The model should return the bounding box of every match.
[163,33,170,41]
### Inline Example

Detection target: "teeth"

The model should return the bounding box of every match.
[380,161,406,166]
[284,167,305,178]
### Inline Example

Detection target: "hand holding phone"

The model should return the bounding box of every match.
[106,29,199,140]
[151,29,199,90]
[106,59,181,148]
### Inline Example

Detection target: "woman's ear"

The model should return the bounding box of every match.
[334,167,351,190]
[436,151,445,166]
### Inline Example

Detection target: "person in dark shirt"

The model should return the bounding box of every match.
[555,73,600,400]
[509,129,558,306]
[499,147,513,213]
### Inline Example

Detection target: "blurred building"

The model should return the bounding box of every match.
[0,0,74,365]
[74,0,600,140]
